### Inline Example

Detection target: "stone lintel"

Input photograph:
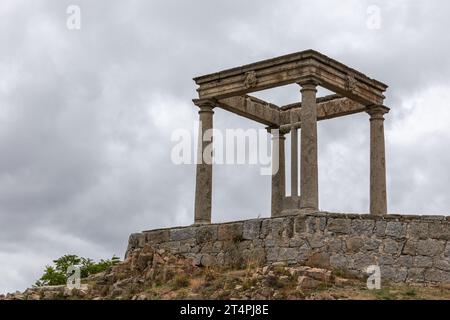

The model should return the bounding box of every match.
[279,96,366,130]
[217,95,280,127]
[216,95,369,128]
[194,50,387,106]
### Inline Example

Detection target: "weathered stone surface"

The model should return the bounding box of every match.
[382,239,403,255]
[346,237,364,253]
[305,216,327,234]
[127,212,450,284]
[396,255,413,268]
[200,254,217,267]
[327,219,351,234]
[306,235,326,249]
[428,222,450,240]
[407,222,429,239]
[434,259,450,271]
[327,238,343,252]
[407,267,425,282]
[416,239,445,256]
[243,220,261,240]
[425,268,450,282]
[330,254,348,269]
[306,252,330,268]
[218,223,243,241]
[294,216,307,234]
[402,240,416,256]
[351,220,375,236]
[170,227,196,242]
[278,247,299,261]
[445,243,450,257]
[378,255,395,265]
[385,222,407,239]
[196,225,218,243]
[414,256,433,268]
[380,265,407,282]
[144,230,170,244]
[374,220,387,237]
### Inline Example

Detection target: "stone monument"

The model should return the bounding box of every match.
[192,49,389,223]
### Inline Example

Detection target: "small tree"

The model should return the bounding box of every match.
[35,254,120,287]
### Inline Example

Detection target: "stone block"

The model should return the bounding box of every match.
[379,255,395,265]
[242,247,266,266]
[396,255,413,268]
[306,235,326,249]
[374,220,387,237]
[407,222,429,239]
[243,220,262,240]
[278,247,299,261]
[406,268,425,282]
[402,240,416,255]
[294,216,307,234]
[144,230,170,244]
[330,254,348,269]
[382,239,403,255]
[429,222,450,240]
[327,238,343,252]
[380,265,407,282]
[352,253,377,271]
[327,218,351,234]
[434,259,450,271]
[304,216,327,234]
[218,223,243,241]
[195,225,218,243]
[363,238,382,252]
[445,242,450,257]
[346,237,364,253]
[200,254,217,267]
[414,256,433,268]
[385,222,407,239]
[306,252,330,268]
[351,220,375,236]
[416,239,445,256]
[170,227,196,241]
[425,268,450,283]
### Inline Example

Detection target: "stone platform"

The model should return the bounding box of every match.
[126,212,450,283]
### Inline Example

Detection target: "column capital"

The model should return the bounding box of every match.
[366,105,390,120]
[193,98,216,112]
[298,78,320,91]
[266,128,286,140]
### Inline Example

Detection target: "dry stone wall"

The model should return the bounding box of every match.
[126,212,450,283]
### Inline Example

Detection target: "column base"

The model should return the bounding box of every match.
[193,220,211,226]
[298,207,319,214]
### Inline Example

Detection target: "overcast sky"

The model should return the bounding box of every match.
[1,0,450,294]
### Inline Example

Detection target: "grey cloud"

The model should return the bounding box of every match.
[1,0,450,293]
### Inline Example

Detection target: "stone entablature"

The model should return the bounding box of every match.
[126,212,450,284]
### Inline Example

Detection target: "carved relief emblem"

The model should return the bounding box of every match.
[244,71,258,89]
[345,73,357,92]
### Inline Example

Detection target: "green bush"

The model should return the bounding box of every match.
[35,254,120,287]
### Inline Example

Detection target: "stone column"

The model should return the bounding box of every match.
[367,105,389,216]
[299,81,319,211]
[291,126,298,197]
[268,128,286,217]
[194,100,215,224]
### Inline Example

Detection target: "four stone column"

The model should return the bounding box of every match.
[367,105,390,216]
[269,129,286,217]
[299,81,319,211]
[194,100,215,224]
[192,88,389,222]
